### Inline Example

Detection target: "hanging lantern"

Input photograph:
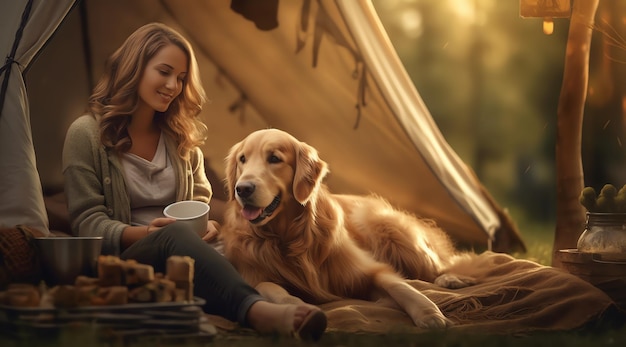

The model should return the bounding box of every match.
[520,0,571,35]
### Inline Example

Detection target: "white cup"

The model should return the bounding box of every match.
[163,200,210,237]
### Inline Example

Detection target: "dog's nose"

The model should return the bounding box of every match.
[236,182,255,198]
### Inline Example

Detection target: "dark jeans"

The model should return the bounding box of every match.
[120,222,264,325]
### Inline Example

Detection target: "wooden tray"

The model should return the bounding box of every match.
[558,249,626,309]
[0,297,212,337]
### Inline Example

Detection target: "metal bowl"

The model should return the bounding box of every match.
[34,236,103,286]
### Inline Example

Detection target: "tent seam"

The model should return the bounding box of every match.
[0,0,33,121]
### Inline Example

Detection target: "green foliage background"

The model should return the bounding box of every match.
[371,0,626,263]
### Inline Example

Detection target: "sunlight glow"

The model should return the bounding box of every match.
[400,9,423,38]
[448,0,476,22]
[447,0,493,26]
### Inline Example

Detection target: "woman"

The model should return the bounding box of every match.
[62,22,326,340]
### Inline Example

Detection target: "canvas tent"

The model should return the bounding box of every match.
[1,0,525,252]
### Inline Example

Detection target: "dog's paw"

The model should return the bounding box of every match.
[417,309,452,329]
[434,273,476,289]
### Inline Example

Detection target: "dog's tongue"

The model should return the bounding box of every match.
[241,205,263,221]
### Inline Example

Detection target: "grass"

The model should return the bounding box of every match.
[2,322,626,347]
[512,218,555,266]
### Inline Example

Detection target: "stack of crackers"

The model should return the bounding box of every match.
[0,255,195,308]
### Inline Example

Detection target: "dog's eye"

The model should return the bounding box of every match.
[239,155,246,164]
[268,154,281,164]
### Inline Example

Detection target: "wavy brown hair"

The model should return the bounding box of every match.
[89,22,207,159]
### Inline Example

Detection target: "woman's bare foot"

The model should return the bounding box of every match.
[246,301,327,341]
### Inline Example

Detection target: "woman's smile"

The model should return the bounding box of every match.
[157,91,174,103]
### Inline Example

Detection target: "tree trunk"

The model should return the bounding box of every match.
[552,0,600,268]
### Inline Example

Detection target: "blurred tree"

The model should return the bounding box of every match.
[371,0,566,227]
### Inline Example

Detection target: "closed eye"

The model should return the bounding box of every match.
[158,69,186,82]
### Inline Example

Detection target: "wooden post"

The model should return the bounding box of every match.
[553,0,600,267]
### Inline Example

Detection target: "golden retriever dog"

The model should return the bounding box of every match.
[220,129,475,331]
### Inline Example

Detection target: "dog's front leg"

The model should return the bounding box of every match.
[376,272,451,329]
[255,281,308,306]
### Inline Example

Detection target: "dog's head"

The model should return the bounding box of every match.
[225,129,329,225]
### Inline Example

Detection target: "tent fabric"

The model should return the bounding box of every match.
[0,0,76,235]
[21,0,524,252]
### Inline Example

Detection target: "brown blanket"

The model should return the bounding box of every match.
[203,251,620,336]
[318,251,618,334]
[207,251,619,335]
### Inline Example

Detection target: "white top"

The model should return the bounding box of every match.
[121,134,176,226]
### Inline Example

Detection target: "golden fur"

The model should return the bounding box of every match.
[220,129,475,328]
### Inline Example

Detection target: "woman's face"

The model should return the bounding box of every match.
[137,43,188,113]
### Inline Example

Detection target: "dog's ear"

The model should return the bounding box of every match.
[293,141,328,205]
[225,140,243,201]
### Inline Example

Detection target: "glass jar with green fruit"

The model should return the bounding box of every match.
[577,184,626,255]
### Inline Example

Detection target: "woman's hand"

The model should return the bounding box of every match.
[147,217,177,234]
[122,217,177,251]
[202,220,220,242]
